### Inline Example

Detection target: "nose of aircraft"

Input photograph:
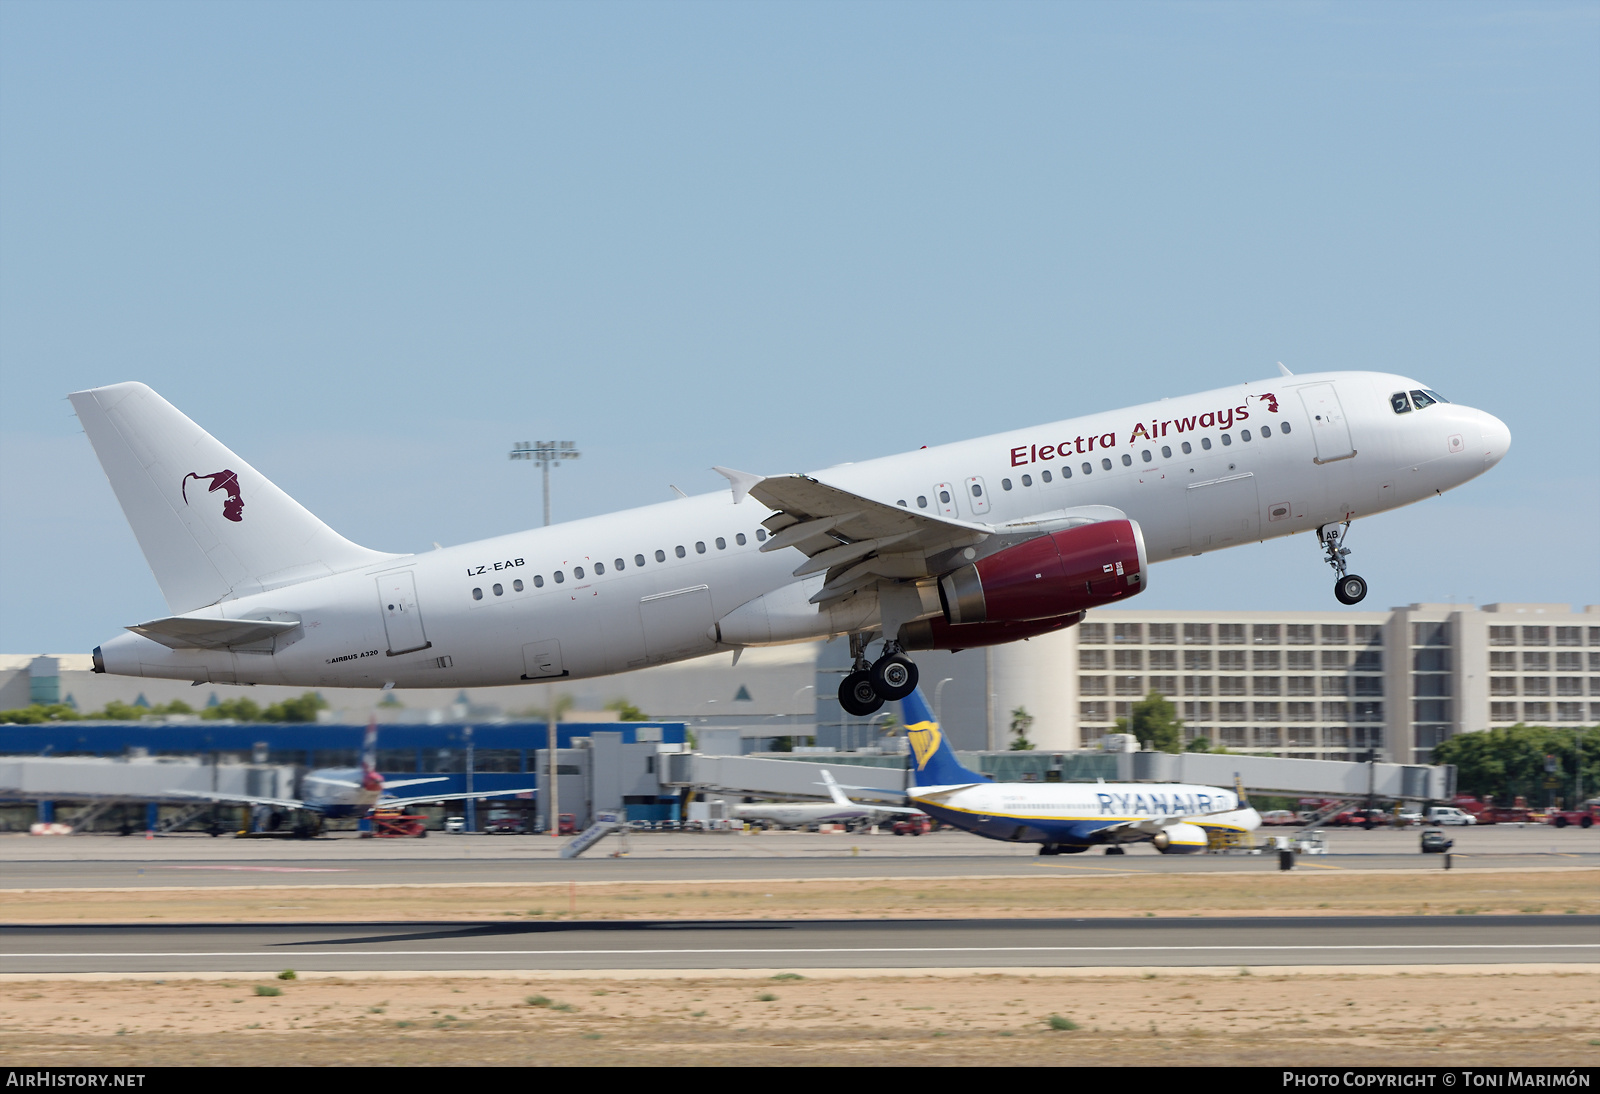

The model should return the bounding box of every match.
[1478,410,1512,467]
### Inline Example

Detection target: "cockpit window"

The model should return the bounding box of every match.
[1424,389,1448,404]
[1390,392,1412,414]
[1409,389,1436,409]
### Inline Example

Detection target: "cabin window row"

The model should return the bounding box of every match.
[983,422,1295,493]
[471,528,768,600]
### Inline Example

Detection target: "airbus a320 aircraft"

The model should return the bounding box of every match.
[71,370,1508,716]
[167,720,538,827]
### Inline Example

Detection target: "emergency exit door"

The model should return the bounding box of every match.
[377,572,431,656]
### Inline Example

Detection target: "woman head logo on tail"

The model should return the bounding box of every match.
[181,469,244,522]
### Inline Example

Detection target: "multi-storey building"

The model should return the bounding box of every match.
[816,601,1599,763]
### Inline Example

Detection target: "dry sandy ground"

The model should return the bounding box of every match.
[4,867,1596,922]
[1,968,1596,1066]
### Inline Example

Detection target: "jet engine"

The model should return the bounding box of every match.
[896,612,1084,652]
[938,518,1148,625]
[1151,822,1208,855]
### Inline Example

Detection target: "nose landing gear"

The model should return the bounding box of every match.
[836,633,922,717]
[1319,521,1368,605]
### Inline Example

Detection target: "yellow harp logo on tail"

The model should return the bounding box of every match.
[907,721,942,770]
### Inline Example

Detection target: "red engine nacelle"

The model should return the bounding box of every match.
[896,612,1084,653]
[938,518,1147,625]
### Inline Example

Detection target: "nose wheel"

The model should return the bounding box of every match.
[1319,521,1368,605]
[836,634,922,716]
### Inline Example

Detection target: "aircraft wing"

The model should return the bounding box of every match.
[380,777,450,791]
[740,473,990,607]
[164,789,308,811]
[378,787,540,810]
[129,616,300,651]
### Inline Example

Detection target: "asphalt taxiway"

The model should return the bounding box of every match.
[2,914,1595,975]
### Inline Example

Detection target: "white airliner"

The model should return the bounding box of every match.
[881,688,1258,854]
[71,371,1508,717]
[168,720,537,822]
[731,770,923,829]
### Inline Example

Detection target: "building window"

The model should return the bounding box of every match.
[1490,677,1517,696]
[1556,702,1584,722]
[1557,652,1582,671]
[1412,622,1450,646]
[1323,726,1349,747]
[1184,623,1212,645]
[1287,650,1315,671]
[1183,676,1213,696]
[1253,726,1280,745]
[1321,624,1349,645]
[1354,650,1383,672]
[1354,677,1384,697]
[1150,676,1178,695]
[1114,625,1143,646]
[1218,702,1247,722]
[1413,648,1450,671]
[1287,677,1315,696]
[1217,650,1246,671]
[1353,702,1384,723]
[1413,700,1451,722]
[1523,651,1550,671]
[1115,676,1144,696]
[1557,677,1583,696]
[1220,727,1247,747]
[1286,624,1314,645]
[1522,677,1550,697]
[1322,702,1350,722]
[1217,624,1245,645]
[1114,649,1143,671]
[1322,676,1348,695]
[1080,702,1108,722]
[1253,650,1281,670]
[1252,677,1281,696]
[1489,626,1516,646]
[1287,702,1315,722]
[1218,677,1247,696]
[1184,701,1213,721]
[1353,624,1383,645]
[1079,676,1107,696]
[1079,623,1107,644]
[1079,649,1107,670]
[1523,702,1550,722]
[1148,623,1176,645]
[1321,649,1349,669]
[1523,626,1550,646]
[1185,650,1213,671]
[1253,702,1281,721]
[1413,675,1450,697]
[1253,624,1280,645]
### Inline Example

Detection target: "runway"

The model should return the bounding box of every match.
[4,826,1595,889]
[2,915,1595,975]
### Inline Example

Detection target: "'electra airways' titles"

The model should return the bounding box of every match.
[72,370,1509,715]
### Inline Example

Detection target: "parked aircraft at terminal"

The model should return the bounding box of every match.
[731,770,924,830]
[168,720,537,820]
[879,689,1260,854]
[72,370,1508,716]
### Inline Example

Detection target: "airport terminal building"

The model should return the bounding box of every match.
[6,601,1597,767]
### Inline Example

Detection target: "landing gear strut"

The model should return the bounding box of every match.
[837,634,922,716]
[1319,521,1368,605]
[839,633,884,717]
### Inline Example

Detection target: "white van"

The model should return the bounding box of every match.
[1424,806,1477,826]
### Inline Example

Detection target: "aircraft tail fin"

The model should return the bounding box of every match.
[901,687,990,787]
[818,769,853,806]
[69,382,396,613]
[361,717,381,791]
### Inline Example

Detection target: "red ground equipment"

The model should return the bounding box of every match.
[372,809,428,838]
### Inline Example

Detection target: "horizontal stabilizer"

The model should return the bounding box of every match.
[129,616,300,651]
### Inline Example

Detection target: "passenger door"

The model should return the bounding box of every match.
[377,572,431,656]
[1298,383,1357,464]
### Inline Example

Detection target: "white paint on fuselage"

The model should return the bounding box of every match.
[731,801,913,828]
[98,371,1509,689]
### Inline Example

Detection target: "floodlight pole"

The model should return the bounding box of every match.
[509,441,581,527]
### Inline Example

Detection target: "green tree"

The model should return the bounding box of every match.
[1185,734,1215,753]
[605,699,647,721]
[1009,706,1036,751]
[261,693,329,723]
[1433,724,1599,807]
[202,697,262,721]
[1117,690,1183,753]
[0,703,81,724]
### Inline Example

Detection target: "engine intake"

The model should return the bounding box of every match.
[938,518,1147,625]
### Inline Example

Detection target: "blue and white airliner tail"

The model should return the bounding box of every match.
[897,689,1259,855]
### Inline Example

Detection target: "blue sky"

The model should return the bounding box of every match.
[2,1,1597,653]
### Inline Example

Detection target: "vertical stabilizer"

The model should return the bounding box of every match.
[901,687,990,787]
[70,382,396,613]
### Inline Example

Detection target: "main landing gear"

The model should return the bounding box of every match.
[838,633,921,717]
[1319,521,1368,605]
